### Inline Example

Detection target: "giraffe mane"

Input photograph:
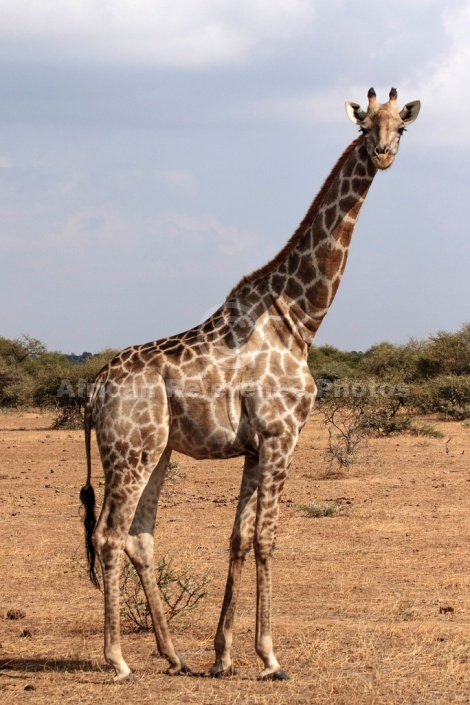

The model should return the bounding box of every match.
[227,135,363,299]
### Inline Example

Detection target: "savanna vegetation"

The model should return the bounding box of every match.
[1,323,469,431]
[308,322,470,422]
[0,335,118,428]
[307,323,470,470]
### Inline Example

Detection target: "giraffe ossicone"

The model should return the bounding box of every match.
[80,88,420,683]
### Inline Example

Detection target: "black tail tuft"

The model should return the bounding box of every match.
[80,483,100,589]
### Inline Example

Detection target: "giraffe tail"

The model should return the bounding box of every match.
[80,401,100,589]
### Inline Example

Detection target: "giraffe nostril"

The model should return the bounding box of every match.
[374,145,390,156]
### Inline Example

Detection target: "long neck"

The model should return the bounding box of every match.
[228,136,377,351]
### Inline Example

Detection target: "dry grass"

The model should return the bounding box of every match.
[1,411,470,704]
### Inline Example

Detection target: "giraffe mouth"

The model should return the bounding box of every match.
[372,153,395,170]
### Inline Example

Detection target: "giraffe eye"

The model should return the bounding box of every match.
[398,126,407,136]
[360,127,369,135]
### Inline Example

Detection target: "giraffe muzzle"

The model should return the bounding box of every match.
[372,149,394,170]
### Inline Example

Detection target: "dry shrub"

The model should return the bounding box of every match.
[318,379,411,471]
[120,556,208,632]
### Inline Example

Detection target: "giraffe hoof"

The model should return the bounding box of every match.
[166,653,192,676]
[210,665,238,678]
[258,669,289,681]
[167,665,191,676]
[176,651,192,675]
[113,672,138,684]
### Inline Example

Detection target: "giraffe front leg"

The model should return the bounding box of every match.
[254,439,293,681]
[210,457,258,677]
[255,553,288,681]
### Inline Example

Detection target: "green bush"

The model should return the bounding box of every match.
[0,336,48,408]
[0,334,118,427]
[415,326,470,378]
[411,375,470,420]
[361,402,413,437]
[308,345,363,383]
[0,335,47,365]
[0,359,33,408]
[360,340,423,382]
[47,350,118,428]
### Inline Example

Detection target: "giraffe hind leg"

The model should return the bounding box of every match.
[124,447,190,676]
[94,445,181,681]
[93,495,136,683]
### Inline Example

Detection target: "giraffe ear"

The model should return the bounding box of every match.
[399,100,421,125]
[345,101,366,125]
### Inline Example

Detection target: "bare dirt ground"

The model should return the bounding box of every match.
[1,410,470,704]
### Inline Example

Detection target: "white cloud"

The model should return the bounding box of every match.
[60,206,129,247]
[0,0,316,67]
[410,0,470,145]
[151,211,258,255]
[156,169,197,196]
[234,84,421,129]
[238,88,350,126]
[0,202,132,252]
[0,155,14,168]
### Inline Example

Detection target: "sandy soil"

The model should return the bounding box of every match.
[1,410,470,704]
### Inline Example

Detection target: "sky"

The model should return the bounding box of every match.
[0,0,469,355]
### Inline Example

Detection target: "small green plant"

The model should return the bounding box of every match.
[394,591,415,621]
[165,459,186,481]
[411,423,444,439]
[120,556,208,632]
[297,500,347,518]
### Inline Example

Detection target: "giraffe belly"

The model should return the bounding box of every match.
[167,392,257,460]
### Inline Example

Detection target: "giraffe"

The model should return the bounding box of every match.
[80,87,420,683]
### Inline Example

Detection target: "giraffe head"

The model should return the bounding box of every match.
[345,87,420,170]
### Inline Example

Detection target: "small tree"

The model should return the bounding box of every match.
[0,335,47,365]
